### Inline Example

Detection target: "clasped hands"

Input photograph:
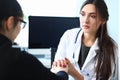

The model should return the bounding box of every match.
[51,58,69,74]
[51,58,84,80]
[51,58,76,75]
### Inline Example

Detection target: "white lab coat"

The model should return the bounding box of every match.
[54,28,118,80]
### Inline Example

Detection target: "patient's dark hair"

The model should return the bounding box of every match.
[0,0,23,29]
[80,0,117,80]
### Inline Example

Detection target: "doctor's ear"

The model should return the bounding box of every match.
[4,16,14,31]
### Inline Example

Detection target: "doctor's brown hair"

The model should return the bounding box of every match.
[80,0,117,80]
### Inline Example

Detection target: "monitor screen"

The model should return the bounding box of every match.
[28,16,80,48]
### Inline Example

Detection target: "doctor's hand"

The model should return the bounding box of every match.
[51,58,68,74]
[65,58,84,80]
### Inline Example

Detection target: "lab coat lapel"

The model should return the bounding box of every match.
[74,43,81,62]
[82,39,99,70]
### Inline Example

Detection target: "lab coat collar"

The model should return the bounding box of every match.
[82,38,99,70]
[73,30,99,70]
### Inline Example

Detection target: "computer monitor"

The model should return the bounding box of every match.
[28,16,80,48]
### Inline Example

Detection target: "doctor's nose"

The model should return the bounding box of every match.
[84,16,89,23]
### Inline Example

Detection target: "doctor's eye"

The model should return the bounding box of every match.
[90,14,96,18]
[80,11,85,17]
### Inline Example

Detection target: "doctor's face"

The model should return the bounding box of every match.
[80,4,102,35]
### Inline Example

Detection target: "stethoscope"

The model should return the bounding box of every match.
[73,28,82,59]
[70,28,82,65]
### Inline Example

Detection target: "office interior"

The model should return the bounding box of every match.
[16,0,119,78]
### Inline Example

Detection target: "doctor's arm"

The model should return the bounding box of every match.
[110,48,119,80]
[65,58,84,80]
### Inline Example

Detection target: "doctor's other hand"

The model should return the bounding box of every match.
[65,58,84,80]
[51,59,68,74]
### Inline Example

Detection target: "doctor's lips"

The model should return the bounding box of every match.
[82,25,90,29]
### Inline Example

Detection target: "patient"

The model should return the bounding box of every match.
[0,0,68,80]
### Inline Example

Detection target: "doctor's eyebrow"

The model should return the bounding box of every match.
[80,11,97,15]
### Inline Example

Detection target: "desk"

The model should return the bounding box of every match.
[27,48,51,68]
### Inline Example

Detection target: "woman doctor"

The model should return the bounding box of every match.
[52,0,118,80]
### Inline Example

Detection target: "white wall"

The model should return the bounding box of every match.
[118,0,120,80]
[105,1,119,79]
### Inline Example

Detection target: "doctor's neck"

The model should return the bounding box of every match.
[82,33,96,47]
